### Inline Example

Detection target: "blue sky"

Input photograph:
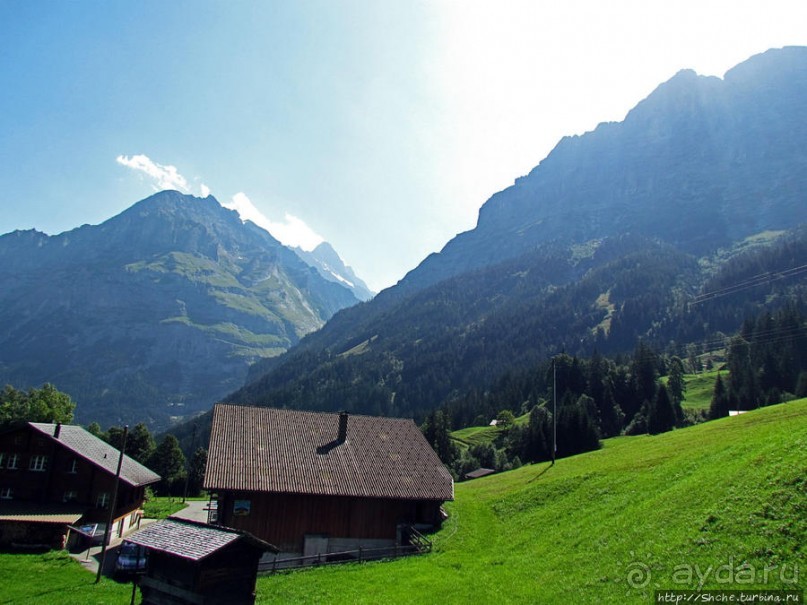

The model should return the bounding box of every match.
[1,1,805,291]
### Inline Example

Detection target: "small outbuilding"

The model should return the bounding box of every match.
[125,517,277,605]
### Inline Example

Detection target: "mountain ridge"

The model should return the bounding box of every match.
[397,46,807,294]
[0,190,363,429]
[224,47,807,426]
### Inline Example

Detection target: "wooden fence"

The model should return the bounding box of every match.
[259,527,432,574]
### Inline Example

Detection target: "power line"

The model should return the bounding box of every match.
[690,264,807,305]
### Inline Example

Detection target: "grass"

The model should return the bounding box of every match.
[1,402,803,603]
[679,370,721,410]
[451,412,529,449]
[141,496,189,519]
[258,399,806,603]
[659,370,721,411]
[0,551,130,604]
[451,424,503,448]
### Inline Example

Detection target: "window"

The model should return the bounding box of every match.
[29,455,48,472]
[6,454,18,470]
[96,492,110,509]
[0,487,11,500]
[63,490,78,503]
[68,459,79,474]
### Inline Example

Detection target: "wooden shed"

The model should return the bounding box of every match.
[204,404,454,558]
[126,518,276,605]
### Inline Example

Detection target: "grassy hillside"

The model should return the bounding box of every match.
[679,370,721,410]
[659,370,721,411]
[0,551,129,604]
[259,399,806,603]
[450,412,528,449]
[1,400,803,603]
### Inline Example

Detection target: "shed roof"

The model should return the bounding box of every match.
[464,467,496,480]
[0,502,84,525]
[204,404,454,502]
[28,422,160,487]
[126,518,277,560]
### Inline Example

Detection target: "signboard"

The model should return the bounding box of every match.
[233,500,251,516]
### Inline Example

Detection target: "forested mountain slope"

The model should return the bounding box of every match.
[229,48,807,425]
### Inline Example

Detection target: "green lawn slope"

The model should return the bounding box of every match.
[259,399,806,604]
[0,401,802,604]
[679,370,721,410]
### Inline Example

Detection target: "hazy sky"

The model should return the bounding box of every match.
[1,1,805,291]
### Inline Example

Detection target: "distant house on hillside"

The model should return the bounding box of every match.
[0,422,160,548]
[464,467,496,481]
[204,404,453,558]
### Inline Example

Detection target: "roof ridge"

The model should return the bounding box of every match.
[27,422,160,487]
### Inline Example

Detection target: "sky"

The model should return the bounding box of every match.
[1,1,805,292]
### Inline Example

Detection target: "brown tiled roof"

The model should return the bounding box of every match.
[29,423,160,487]
[204,404,454,501]
[126,518,277,560]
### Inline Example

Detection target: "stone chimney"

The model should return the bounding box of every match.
[338,411,348,443]
[54,423,61,439]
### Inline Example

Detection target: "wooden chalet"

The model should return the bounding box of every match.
[204,404,454,557]
[0,422,160,548]
[127,518,276,605]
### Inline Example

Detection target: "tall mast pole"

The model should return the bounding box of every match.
[96,425,128,583]
[552,358,557,465]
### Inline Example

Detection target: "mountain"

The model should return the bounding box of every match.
[0,191,362,429]
[293,242,374,301]
[400,46,807,293]
[224,47,807,424]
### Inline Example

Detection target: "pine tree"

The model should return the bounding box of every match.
[598,380,624,438]
[147,435,187,496]
[709,373,730,420]
[648,384,676,435]
[187,447,208,497]
[127,423,156,465]
[727,336,759,410]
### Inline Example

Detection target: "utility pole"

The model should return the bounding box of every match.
[96,425,127,583]
[552,358,557,465]
[182,424,197,503]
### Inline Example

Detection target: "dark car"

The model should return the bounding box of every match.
[115,540,148,577]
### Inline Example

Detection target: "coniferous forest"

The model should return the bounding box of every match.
[173,226,807,474]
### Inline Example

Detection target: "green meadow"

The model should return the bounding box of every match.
[1,399,803,604]
[259,399,805,603]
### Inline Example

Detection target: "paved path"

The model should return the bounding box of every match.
[69,501,212,578]
[169,499,211,523]
[69,517,158,577]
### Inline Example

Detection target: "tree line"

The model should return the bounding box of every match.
[87,422,207,497]
[422,303,806,477]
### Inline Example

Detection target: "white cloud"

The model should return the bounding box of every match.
[224,192,324,251]
[116,154,191,193]
[116,154,322,250]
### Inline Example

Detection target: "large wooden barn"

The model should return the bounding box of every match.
[204,404,454,557]
[0,422,160,548]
